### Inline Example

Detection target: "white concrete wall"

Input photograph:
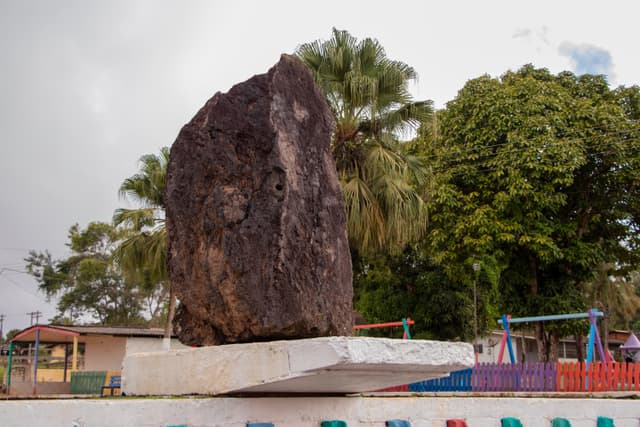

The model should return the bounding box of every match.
[83,336,127,371]
[125,337,190,357]
[0,396,638,427]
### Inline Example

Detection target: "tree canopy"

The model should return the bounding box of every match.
[25,222,147,325]
[417,65,640,360]
[296,28,432,255]
[353,247,500,341]
[113,147,172,330]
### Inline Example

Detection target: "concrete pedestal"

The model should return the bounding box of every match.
[122,337,474,396]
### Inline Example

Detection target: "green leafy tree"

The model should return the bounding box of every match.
[628,271,640,331]
[296,29,432,254]
[113,147,175,337]
[354,248,500,341]
[583,263,640,350]
[4,329,21,342]
[25,222,146,325]
[421,66,640,361]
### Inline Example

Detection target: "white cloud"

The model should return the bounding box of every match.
[513,28,533,39]
[558,42,615,81]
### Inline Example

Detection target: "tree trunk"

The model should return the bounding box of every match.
[535,322,546,362]
[602,310,609,360]
[575,334,585,362]
[549,331,560,362]
[528,253,546,362]
[163,284,177,341]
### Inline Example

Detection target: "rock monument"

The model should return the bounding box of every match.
[165,54,353,346]
[123,56,474,397]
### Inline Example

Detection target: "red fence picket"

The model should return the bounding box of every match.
[556,362,640,392]
[412,361,640,393]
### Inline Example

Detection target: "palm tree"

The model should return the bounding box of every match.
[113,147,175,341]
[296,28,433,254]
[583,263,640,351]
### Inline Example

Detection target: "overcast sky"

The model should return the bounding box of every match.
[1,0,639,334]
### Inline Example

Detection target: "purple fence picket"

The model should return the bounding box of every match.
[419,362,559,392]
[469,362,557,392]
[410,362,635,393]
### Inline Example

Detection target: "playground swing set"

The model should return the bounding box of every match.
[351,310,611,368]
[354,318,414,340]
[496,308,611,365]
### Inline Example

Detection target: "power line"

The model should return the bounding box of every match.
[0,267,28,274]
[0,311,56,318]
[26,311,42,326]
[0,272,50,303]
[0,262,28,268]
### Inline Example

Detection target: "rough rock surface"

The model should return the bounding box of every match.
[166,54,353,346]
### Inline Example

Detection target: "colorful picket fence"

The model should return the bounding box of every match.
[408,362,640,392]
[556,362,640,392]
[472,362,556,392]
[409,369,472,392]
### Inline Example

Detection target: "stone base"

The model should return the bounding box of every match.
[122,337,474,396]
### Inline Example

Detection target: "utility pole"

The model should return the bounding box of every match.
[0,314,5,344]
[27,311,42,326]
[472,262,481,362]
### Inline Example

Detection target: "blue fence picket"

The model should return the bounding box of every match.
[410,363,558,392]
[409,368,473,392]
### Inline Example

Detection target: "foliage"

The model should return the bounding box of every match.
[25,222,146,325]
[113,147,168,284]
[4,329,21,342]
[628,271,640,331]
[354,247,500,341]
[113,147,174,332]
[417,65,640,360]
[584,264,640,330]
[296,28,433,255]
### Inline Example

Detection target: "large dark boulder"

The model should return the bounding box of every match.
[166,55,353,346]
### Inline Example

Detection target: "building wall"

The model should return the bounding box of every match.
[477,333,588,363]
[83,336,126,371]
[0,396,637,427]
[84,336,189,371]
[477,333,534,363]
[8,381,70,396]
[36,368,65,382]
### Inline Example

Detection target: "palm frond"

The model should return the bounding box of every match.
[113,207,158,230]
[113,147,169,286]
[375,174,428,251]
[341,171,385,253]
[296,29,432,254]
[118,147,169,208]
[113,228,167,285]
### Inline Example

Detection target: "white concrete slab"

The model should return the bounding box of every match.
[122,336,474,396]
[3,396,640,427]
